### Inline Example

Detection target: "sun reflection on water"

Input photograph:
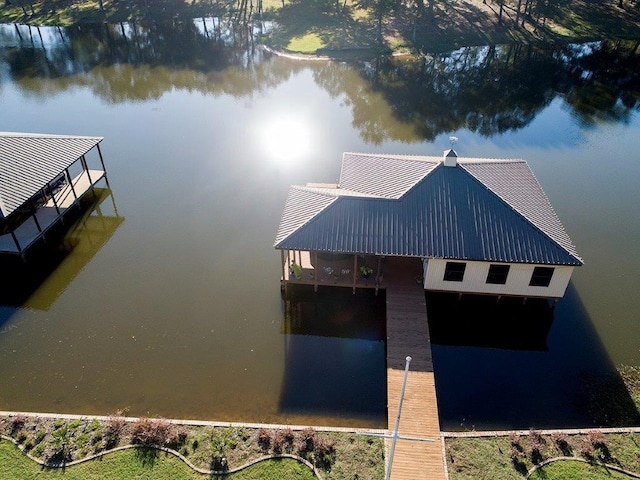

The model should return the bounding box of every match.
[260,115,315,165]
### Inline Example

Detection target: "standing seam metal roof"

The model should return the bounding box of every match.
[0,132,103,218]
[274,153,583,266]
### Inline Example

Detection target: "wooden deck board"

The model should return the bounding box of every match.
[385,258,447,480]
[48,169,104,208]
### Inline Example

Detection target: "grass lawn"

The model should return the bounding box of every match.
[446,432,640,480]
[0,440,316,480]
[1,416,384,480]
[529,460,634,480]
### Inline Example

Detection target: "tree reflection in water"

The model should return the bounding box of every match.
[1,22,638,140]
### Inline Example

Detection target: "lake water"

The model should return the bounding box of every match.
[0,23,639,430]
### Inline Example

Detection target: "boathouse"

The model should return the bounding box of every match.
[0,132,109,258]
[274,150,583,300]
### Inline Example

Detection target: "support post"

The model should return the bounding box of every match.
[10,231,22,253]
[96,143,111,189]
[30,202,43,234]
[386,355,412,480]
[375,256,382,287]
[352,254,357,294]
[280,249,286,282]
[82,155,93,185]
[65,168,79,202]
[313,251,318,292]
[45,184,61,216]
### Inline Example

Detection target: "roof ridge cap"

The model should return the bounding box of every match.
[343,151,441,162]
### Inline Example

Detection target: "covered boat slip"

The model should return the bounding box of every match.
[0,170,106,254]
[0,132,108,257]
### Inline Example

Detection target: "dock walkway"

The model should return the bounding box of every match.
[384,257,447,480]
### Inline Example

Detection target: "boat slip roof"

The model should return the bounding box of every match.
[274,152,583,266]
[0,132,103,218]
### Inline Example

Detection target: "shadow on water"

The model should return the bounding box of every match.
[0,188,123,316]
[428,285,640,431]
[427,293,554,351]
[278,286,387,427]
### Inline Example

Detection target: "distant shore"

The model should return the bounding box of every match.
[1,0,639,54]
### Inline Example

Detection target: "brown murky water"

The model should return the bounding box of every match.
[1,25,639,429]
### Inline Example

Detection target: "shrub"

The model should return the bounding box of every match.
[528,429,545,464]
[588,430,614,463]
[68,419,82,429]
[104,411,127,448]
[22,436,35,451]
[32,442,45,458]
[273,428,295,454]
[9,415,26,435]
[297,428,316,455]
[551,432,572,456]
[509,433,526,460]
[35,429,47,444]
[16,430,28,444]
[588,430,607,448]
[91,431,103,445]
[235,426,250,441]
[272,431,285,454]
[87,419,102,432]
[131,417,172,447]
[282,428,295,442]
[166,425,188,449]
[48,423,72,465]
[314,435,336,470]
[210,435,228,472]
[257,428,271,450]
[579,438,595,461]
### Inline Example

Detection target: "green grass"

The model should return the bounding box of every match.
[0,440,316,480]
[446,432,640,480]
[287,32,325,52]
[529,460,634,480]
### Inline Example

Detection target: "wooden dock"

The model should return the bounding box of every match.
[384,257,447,480]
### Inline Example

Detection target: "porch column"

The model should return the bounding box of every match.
[313,251,318,292]
[280,249,286,282]
[352,255,358,294]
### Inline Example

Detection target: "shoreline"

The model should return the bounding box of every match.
[2,0,640,56]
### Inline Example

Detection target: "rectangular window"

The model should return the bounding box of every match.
[443,262,466,282]
[486,264,510,285]
[529,266,554,287]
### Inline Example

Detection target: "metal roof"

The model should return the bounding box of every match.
[0,132,103,218]
[274,153,583,266]
[340,152,440,198]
